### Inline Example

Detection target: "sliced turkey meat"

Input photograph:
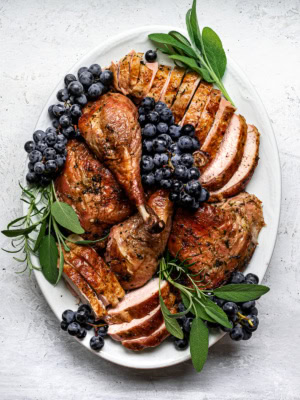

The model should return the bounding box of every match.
[122,322,170,351]
[108,291,176,341]
[108,305,163,341]
[131,62,158,100]
[105,190,173,290]
[200,114,247,191]
[209,125,260,202]
[147,65,172,102]
[110,61,121,92]
[201,97,236,168]
[62,240,125,307]
[171,71,200,124]
[106,279,169,324]
[160,66,185,107]
[195,89,222,144]
[62,263,106,319]
[129,51,143,89]
[168,193,265,289]
[118,51,134,95]
[180,81,212,127]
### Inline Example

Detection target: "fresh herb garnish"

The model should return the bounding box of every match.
[2,182,107,284]
[159,251,270,372]
[148,0,234,105]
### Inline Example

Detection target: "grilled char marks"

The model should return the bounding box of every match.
[168,193,265,289]
[55,140,132,246]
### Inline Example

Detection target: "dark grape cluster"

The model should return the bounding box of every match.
[173,272,260,350]
[217,271,260,341]
[61,304,108,351]
[24,63,113,186]
[139,97,209,209]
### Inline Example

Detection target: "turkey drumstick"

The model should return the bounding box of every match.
[79,92,165,233]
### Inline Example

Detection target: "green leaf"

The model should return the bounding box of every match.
[33,217,47,252]
[168,30,191,46]
[169,55,201,72]
[155,43,173,55]
[148,33,197,58]
[201,296,232,328]
[39,234,59,284]
[186,9,195,46]
[51,201,84,235]
[213,284,270,302]
[190,0,204,53]
[168,55,214,82]
[197,68,214,82]
[190,317,209,372]
[7,216,26,229]
[1,225,37,238]
[202,27,227,79]
[160,296,184,339]
[56,244,64,284]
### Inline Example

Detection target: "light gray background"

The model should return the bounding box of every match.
[0,0,299,399]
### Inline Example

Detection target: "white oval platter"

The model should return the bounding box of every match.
[27,25,281,370]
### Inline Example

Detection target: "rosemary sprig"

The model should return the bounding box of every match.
[2,182,107,284]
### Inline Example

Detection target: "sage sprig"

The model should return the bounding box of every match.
[159,252,270,372]
[2,182,107,284]
[148,0,234,105]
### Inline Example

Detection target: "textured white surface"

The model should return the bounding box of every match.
[0,0,299,399]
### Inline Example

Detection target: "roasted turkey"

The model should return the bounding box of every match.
[105,189,173,290]
[78,92,165,233]
[168,192,265,289]
[55,140,132,246]
[59,52,266,352]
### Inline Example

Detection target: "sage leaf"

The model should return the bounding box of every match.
[1,225,37,238]
[168,30,191,47]
[51,201,84,234]
[168,55,214,82]
[148,33,197,58]
[33,216,47,252]
[160,296,184,339]
[190,318,209,372]
[39,234,58,284]
[213,284,270,302]
[202,27,227,79]
[190,0,204,53]
[56,244,64,285]
[186,9,195,47]
[201,296,232,328]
